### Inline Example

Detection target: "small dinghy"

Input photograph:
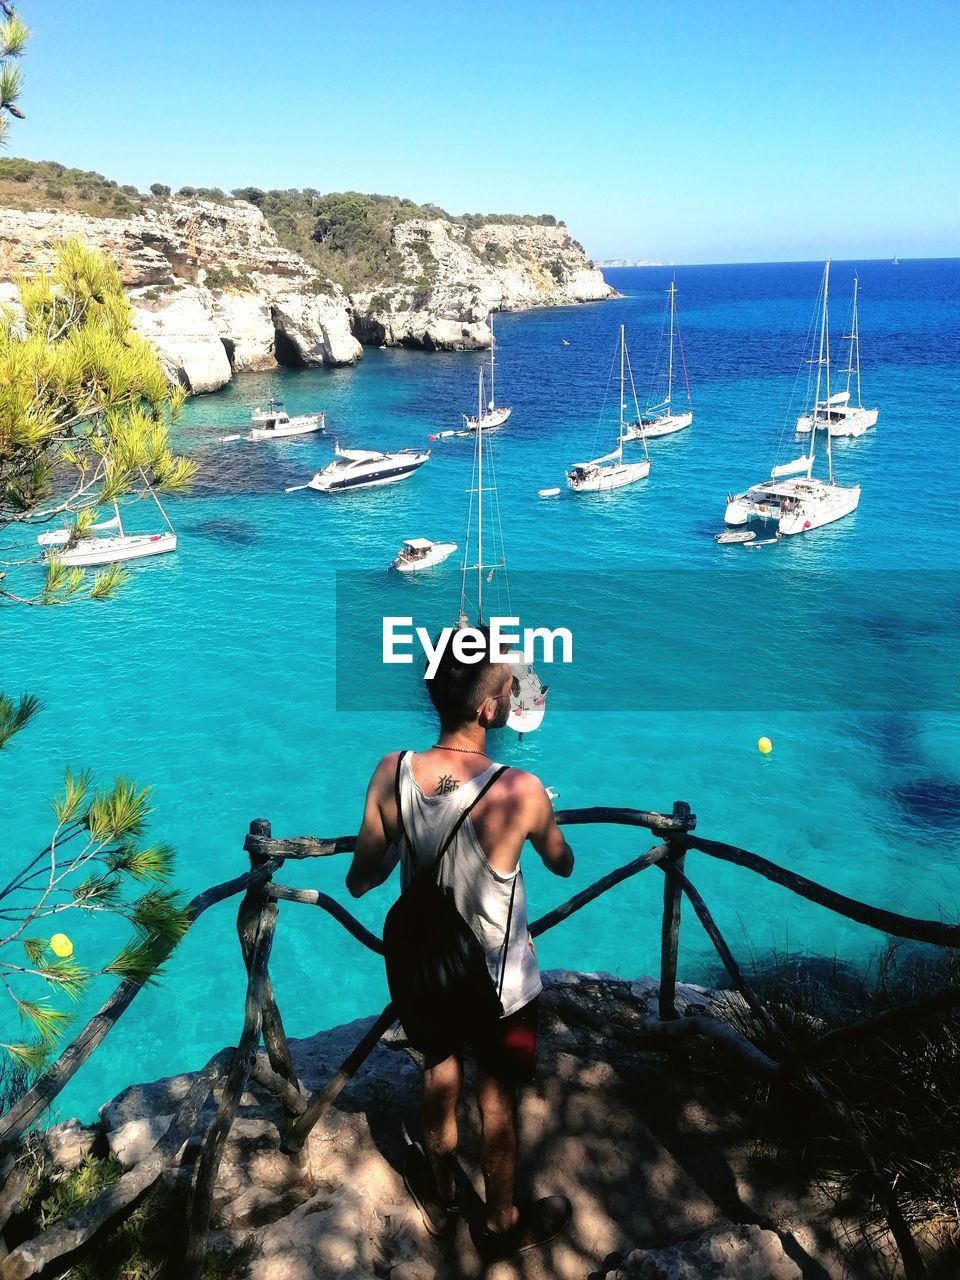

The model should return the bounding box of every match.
[507,662,549,735]
[714,529,756,545]
[391,537,458,573]
[538,487,561,499]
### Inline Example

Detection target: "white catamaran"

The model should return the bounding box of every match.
[463,315,511,432]
[796,274,878,438]
[567,326,651,492]
[724,261,861,538]
[458,403,547,735]
[621,280,693,441]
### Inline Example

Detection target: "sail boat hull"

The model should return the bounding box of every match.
[622,410,693,441]
[777,484,860,535]
[725,480,860,534]
[464,406,512,432]
[44,532,177,567]
[568,459,650,492]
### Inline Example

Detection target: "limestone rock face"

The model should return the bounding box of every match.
[268,292,363,367]
[0,198,612,389]
[350,217,614,350]
[130,285,232,394]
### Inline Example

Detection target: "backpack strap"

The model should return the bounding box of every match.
[430,764,509,880]
[394,751,410,852]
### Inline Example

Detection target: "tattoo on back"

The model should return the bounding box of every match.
[436,774,460,795]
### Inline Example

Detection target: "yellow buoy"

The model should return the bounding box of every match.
[757,736,773,755]
[49,933,73,958]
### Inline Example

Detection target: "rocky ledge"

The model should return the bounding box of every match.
[11,973,899,1280]
[0,199,612,395]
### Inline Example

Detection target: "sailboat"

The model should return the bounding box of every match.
[463,315,511,432]
[457,401,547,735]
[796,274,878,438]
[567,326,651,492]
[724,261,861,538]
[621,280,693,441]
[39,482,177,567]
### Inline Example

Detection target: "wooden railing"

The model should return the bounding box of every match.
[2,801,959,1280]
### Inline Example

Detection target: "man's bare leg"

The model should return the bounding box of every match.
[423,1053,463,1204]
[476,1068,520,1234]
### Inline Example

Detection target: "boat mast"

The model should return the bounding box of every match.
[114,500,123,538]
[853,275,862,409]
[489,315,496,411]
[808,262,828,476]
[667,279,675,411]
[618,324,625,464]
[476,388,484,624]
[824,262,835,485]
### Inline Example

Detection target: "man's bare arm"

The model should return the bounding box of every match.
[528,781,574,878]
[346,753,400,898]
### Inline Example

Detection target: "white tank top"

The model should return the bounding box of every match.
[397,752,542,1017]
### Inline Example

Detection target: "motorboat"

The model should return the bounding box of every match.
[391,537,458,572]
[307,443,430,493]
[250,397,325,439]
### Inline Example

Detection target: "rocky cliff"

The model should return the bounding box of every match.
[0,197,612,395]
[5,974,882,1280]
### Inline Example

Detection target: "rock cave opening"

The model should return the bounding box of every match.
[220,337,236,370]
[273,326,306,368]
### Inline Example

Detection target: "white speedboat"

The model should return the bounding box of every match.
[307,443,430,493]
[391,537,458,572]
[463,315,512,432]
[724,262,860,538]
[621,279,694,441]
[568,326,651,493]
[796,276,878,438]
[250,397,325,439]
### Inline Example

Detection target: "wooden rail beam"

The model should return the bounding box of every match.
[0,1052,227,1280]
[682,833,960,948]
[0,862,278,1162]
[658,803,691,1020]
[267,885,385,954]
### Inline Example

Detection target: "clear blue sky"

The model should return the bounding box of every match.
[9,0,959,263]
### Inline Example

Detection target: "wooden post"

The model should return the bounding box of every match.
[182,901,277,1280]
[238,820,301,1113]
[658,801,691,1021]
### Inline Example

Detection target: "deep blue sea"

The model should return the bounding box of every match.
[3,260,959,1122]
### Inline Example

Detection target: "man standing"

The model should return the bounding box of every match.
[346,630,574,1260]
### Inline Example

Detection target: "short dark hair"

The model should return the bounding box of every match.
[425,625,508,731]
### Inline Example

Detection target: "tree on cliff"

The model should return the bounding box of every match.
[0,238,194,605]
[0,2,28,147]
[0,692,190,1082]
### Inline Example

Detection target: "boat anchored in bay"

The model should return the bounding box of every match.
[567,326,651,492]
[391,537,458,573]
[621,279,693,441]
[724,261,861,538]
[463,314,511,433]
[302,443,431,493]
[796,274,878,438]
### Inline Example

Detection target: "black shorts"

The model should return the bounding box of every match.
[423,997,540,1084]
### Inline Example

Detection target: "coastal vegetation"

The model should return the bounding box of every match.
[0,157,565,292]
[0,237,193,605]
[0,692,189,1096]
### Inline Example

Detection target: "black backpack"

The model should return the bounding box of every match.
[383,752,515,1054]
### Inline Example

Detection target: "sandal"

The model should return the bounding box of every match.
[403,1142,460,1239]
[476,1195,572,1261]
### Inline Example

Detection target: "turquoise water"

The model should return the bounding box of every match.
[3,260,959,1122]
